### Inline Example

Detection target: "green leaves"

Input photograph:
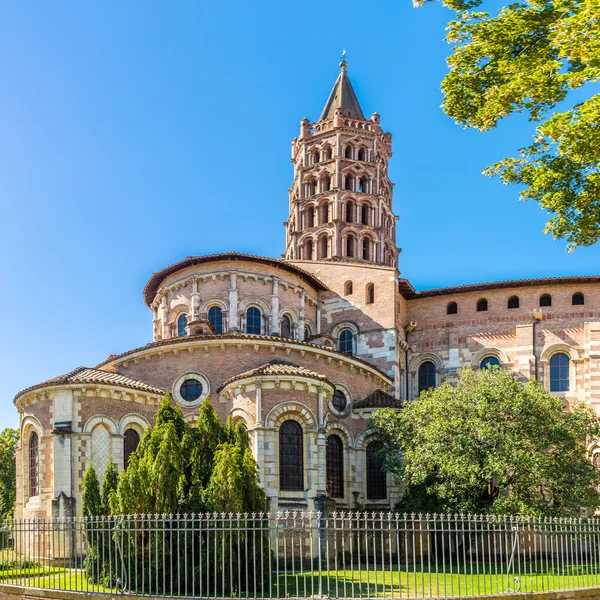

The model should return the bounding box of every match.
[370,367,600,515]
[0,429,17,522]
[430,0,600,247]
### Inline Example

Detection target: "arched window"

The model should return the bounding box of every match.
[177,314,188,337]
[318,236,328,259]
[279,421,303,491]
[418,361,436,393]
[321,203,329,223]
[346,235,356,258]
[344,176,354,191]
[481,356,501,370]
[508,296,520,309]
[307,207,315,228]
[326,435,344,498]
[304,240,313,260]
[477,299,488,312]
[357,148,366,161]
[344,145,353,159]
[366,441,386,500]
[29,432,39,497]
[322,177,331,192]
[540,294,552,307]
[346,202,354,222]
[246,307,262,335]
[332,389,347,413]
[359,177,369,194]
[281,315,292,339]
[304,326,311,341]
[550,353,570,392]
[123,429,140,469]
[325,146,333,160]
[366,283,375,304]
[344,281,353,296]
[447,302,458,315]
[312,150,320,164]
[361,204,369,224]
[362,238,371,261]
[339,328,354,356]
[208,306,223,334]
[573,292,585,306]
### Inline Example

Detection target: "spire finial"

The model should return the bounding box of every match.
[339,49,348,70]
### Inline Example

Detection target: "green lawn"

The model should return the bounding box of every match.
[0,564,599,597]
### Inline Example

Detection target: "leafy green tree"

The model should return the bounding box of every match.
[81,465,102,518]
[0,429,18,522]
[101,462,118,515]
[422,0,600,250]
[370,367,600,516]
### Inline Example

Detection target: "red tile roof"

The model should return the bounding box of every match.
[217,359,331,392]
[14,366,166,403]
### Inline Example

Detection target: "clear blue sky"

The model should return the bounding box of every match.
[1,1,598,430]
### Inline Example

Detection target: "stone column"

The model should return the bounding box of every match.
[161,296,170,339]
[270,278,280,335]
[317,305,322,334]
[298,292,305,340]
[228,273,239,331]
[191,278,201,321]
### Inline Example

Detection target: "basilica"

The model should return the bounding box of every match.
[14,61,600,520]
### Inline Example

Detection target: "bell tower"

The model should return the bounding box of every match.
[284,60,398,268]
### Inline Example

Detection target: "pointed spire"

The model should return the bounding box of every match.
[320,60,365,121]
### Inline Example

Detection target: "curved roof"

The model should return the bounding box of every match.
[402,275,600,300]
[143,252,328,306]
[354,389,402,410]
[14,366,166,403]
[217,359,331,392]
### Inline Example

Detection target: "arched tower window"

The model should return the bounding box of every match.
[344,281,353,296]
[447,302,458,315]
[321,203,330,223]
[573,292,585,306]
[366,283,375,304]
[366,441,386,500]
[357,148,366,161]
[346,201,354,222]
[346,235,356,258]
[29,431,39,498]
[123,429,140,469]
[307,207,315,228]
[318,236,328,259]
[325,146,333,160]
[339,328,354,356]
[279,421,303,491]
[304,325,311,341]
[481,356,501,370]
[418,361,436,393]
[326,435,344,498]
[508,296,520,309]
[540,294,552,307]
[246,307,262,335]
[476,299,488,312]
[362,238,371,261]
[359,177,369,194]
[550,353,570,392]
[177,314,188,337]
[361,204,369,224]
[344,176,354,191]
[281,315,292,339]
[208,306,223,334]
[344,145,353,159]
[304,239,313,260]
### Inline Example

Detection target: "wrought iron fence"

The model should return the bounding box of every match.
[1,512,600,598]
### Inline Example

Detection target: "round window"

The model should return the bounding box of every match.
[332,390,347,412]
[172,372,210,407]
[180,379,203,402]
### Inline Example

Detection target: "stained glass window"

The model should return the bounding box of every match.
[123,429,140,469]
[550,353,570,392]
[339,329,353,356]
[279,421,303,491]
[332,390,347,413]
[208,306,223,333]
[418,361,436,393]
[180,379,203,402]
[366,441,386,500]
[481,356,501,370]
[177,314,188,337]
[326,435,344,498]
[246,307,261,335]
[29,432,39,497]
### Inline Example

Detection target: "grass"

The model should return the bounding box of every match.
[0,563,600,597]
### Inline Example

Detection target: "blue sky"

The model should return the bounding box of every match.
[1,1,599,430]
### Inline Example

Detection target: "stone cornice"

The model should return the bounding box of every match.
[219,375,335,400]
[15,384,164,412]
[98,335,393,388]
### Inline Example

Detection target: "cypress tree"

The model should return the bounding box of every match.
[81,465,102,518]
[101,462,118,515]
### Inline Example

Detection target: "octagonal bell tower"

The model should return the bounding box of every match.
[284,60,398,268]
